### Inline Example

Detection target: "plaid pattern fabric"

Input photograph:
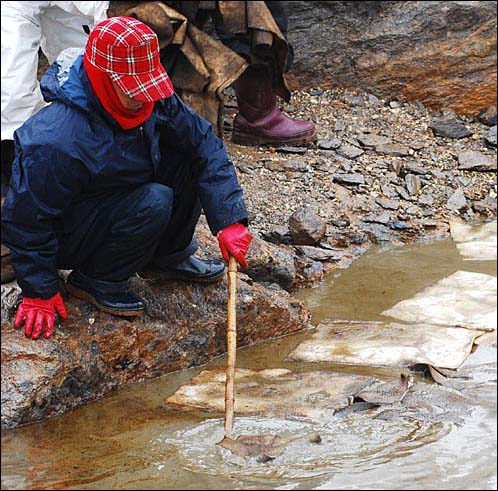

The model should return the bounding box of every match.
[84,16,174,102]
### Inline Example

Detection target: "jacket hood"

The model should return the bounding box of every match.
[40,53,116,126]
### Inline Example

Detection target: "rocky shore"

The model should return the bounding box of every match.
[1,85,496,429]
[224,87,496,288]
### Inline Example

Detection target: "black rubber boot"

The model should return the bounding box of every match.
[140,255,225,283]
[66,270,145,317]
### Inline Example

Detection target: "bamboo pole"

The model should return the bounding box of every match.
[224,255,238,440]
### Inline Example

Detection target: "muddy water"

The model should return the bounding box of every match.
[1,235,496,490]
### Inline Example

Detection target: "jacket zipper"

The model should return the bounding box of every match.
[138,125,144,143]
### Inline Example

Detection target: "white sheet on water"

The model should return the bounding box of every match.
[382,270,497,332]
[285,321,481,370]
[449,220,497,261]
[164,368,409,420]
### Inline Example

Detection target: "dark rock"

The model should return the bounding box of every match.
[294,258,325,288]
[289,208,327,246]
[246,239,297,290]
[429,118,472,139]
[275,146,308,154]
[333,173,366,186]
[295,245,345,262]
[359,223,393,243]
[263,225,292,245]
[457,151,497,171]
[485,126,497,147]
[478,106,497,126]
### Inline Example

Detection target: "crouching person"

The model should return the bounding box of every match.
[1,16,252,340]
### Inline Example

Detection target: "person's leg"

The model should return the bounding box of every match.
[59,182,174,315]
[1,2,49,195]
[140,147,226,282]
[213,1,315,146]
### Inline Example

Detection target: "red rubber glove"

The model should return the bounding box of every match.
[217,223,253,269]
[14,292,67,340]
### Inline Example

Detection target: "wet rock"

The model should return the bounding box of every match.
[429,118,472,139]
[263,225,292,245]
[289,208,327,246]
[447,188,468,211]
[375,143,410,157]
[485,125,497,147]
[294,258,325,287]
[478,106,497,126]
[1,260,311,429]
[246,238,297,290]
[457,151,497,171]
[356,373,413,405]
[359,223,393,243]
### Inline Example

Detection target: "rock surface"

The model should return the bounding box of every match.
[1,269,310,429]
[286,1,497,115]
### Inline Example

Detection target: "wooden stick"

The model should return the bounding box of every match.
[224,255,238,440]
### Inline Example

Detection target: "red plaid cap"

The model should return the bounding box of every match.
[84,16,174,102]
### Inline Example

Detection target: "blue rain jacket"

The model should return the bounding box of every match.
[1,55,248,298]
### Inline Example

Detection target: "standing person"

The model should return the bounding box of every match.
[215,1,317,147]
[160,0,316,146]
[1,1,110,195]
[1,16,253,340]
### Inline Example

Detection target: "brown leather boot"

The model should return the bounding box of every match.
[232,65,316,146]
